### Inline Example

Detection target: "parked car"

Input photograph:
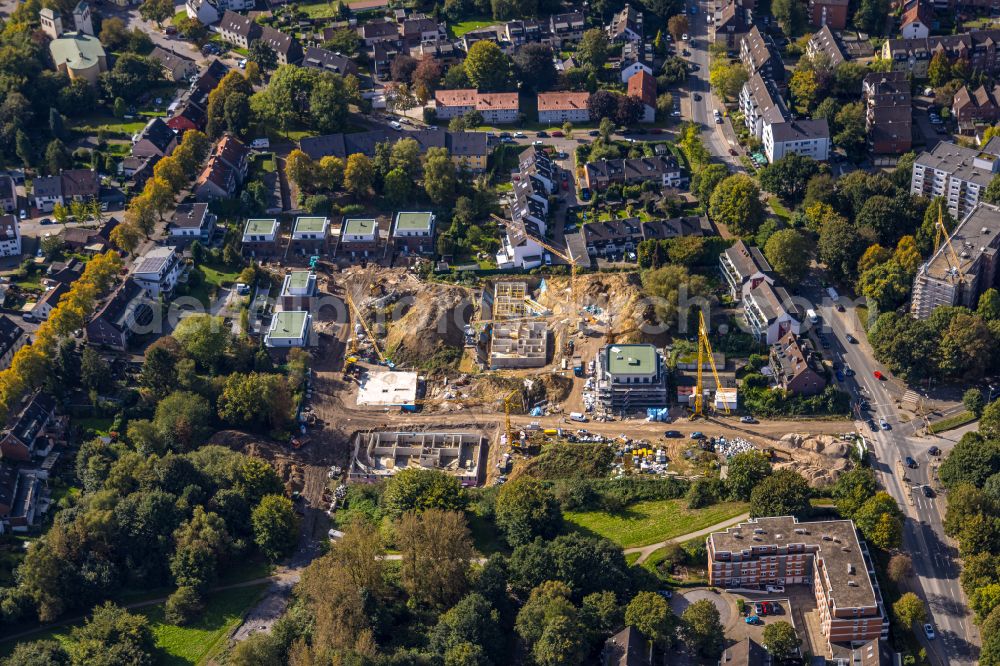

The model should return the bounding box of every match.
[836,370,845,382]
[754,603,766,616]
[693,93,702,101]
[846,334,857,343]
[689,431,705,439]
[766,585,784,594]
[664,430,682,438]
[868,420,879,432]
[551,130,564,137]
[39,218,52,225]
[905,456,918,468]
[536,131,548,138]
[513,132,526,138]
[740,416,756,423]
[845,367,855,376]
[923,623,935,640]
[18,209,26,220]
[745,615,761,625]
[879,418,890,430]
[928,445,941,456]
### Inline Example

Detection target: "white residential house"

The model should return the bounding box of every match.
[132,246,185,297]
[169,202,216,241]
[31,177,62,213]
[31,282,69,321]
[763,118,831,163]
[537,92,591,124]
[743,280,801,344]
[264,311,312,347]
[0,215,20,258]
[185,0,220,24]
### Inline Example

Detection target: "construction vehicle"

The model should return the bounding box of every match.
[932,200,965,283]
[692,310,729,418]
[345,292,395,369]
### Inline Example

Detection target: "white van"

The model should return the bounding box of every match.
[251,138,269,150]
[569,412,587,422]
[806,308,819,324]
[390,120,403,130]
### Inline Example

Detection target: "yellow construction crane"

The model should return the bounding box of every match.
[932,200,965,283]
[490,213,581,311]
[345,292,394,368]
[693,310,728,418]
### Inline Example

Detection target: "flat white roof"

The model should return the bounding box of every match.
[357,370,419,407]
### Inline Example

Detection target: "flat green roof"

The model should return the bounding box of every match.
[606,344,658,376]
[49,33,106,70]
[269,311,309,338]
[344,218,377,236]
[286,271,312,291]
[245,218,277,235]
[395,212,433,232]
[294,216,328,233]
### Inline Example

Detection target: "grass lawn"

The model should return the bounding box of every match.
[172,10,186,24]
[0,584,267,663]
[200,263,241,288]
[297,0,341,18]
[450,17,497,37]
[769,197,792,223]
[75,416,114,436]
[928,410,976,434]
[564,499,748,549]
[70,115,148,137]
[251,153,277,178]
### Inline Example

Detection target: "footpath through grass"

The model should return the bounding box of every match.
[564,499,748,549]
[0,583,268,664]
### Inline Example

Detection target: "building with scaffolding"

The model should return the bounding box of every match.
[595,343,668,412]
[348,431,485,486]
[487,282,549,369]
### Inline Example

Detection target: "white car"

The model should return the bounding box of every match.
[18,209,26,220]
[682,33,689,40]
[923,623,935,640]
[879,418,890,430]
[766,585,784,593]
[390,121,403,130]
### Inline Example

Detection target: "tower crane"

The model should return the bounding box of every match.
[503,389,523,448]
[490,213,582,312]
[693,310,728,418]
[933,200,965,283]
[345,292,394,369]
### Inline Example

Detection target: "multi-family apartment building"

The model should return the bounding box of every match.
[863,72,912,154]
[807,25,847,66]
[433,90,520,124]
[741,26,785,82]
[739,73,787,140]
[809,0,849,29]
[537,92,591,124]
[549,11,585,46]
[909,138,1000,219]
[707,516,889,648]
[952,84,1000,124]
[764,118,830,163]
[719,240,773,300]
[594,343,668,412]
[911,201,1000,318]
[0,215,21,258]
[495,148,558,270]
[744,279,800,344]
[881,29,1000,78]
[583,155,684,191]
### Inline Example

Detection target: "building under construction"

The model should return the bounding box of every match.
[595,343,668,413]
[487,282,549,369]
[911,202,1000,319]
[348,431,485,486]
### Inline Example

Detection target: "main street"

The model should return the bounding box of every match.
[804,286,977,664]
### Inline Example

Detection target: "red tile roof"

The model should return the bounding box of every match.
[628,70,657,107]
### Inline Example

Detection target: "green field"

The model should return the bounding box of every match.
[69,115,148,137]
[297,0,341,17]
[564,500,748,548]
[450,18,496,37]
[0,584,267,664]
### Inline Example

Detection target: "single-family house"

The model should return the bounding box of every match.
[290,216,329,255]
[31,177,63,213]
[85,278,155,350]
[900,3,932,39]
[259,25,303,65]
[337,217,381,257]
[132,117,177,159]
[169,202,216,241]
[132,246,185,297]
[0,392,57,461]
[302,46,360,77]
[359,20,400,46]
[0,215,20,258]
[0,176,16,214]
[392,211,435,255]
[217,10,259,49]
[242,218,280,256]
[280,270,317,310]
[149,47,197,82]
[627,69,657,123]
[60,169,99,203]
[265,310,312,347]
[549,12,585,46]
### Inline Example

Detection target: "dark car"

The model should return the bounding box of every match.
[588,130,600,136]
[846,334,858,343]
[905,456,918,468]
[536,131,548,138]
[922,485,935,498]
[693,93,702,101]
[868,420,879,432]
[929,445,941,456]
[664,430,683,438]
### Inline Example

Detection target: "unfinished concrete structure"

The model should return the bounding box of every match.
[348,431,485,486]
[487,281,548,369]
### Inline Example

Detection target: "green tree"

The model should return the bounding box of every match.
[252,494,299,562]
[726,451,772,501]
[965,388,987,417]
[758,153,819,202]
[764,229,811,284]
[512,42,556,91]
[819,217,870,283]
[515,581,576,649]
[81,346,111,392]
[383,468,466,519]
[424,147,457,204]
[641,264,713,331]
[893,592,927,630]
[533,614,588,666]
[397,509,474,609]
[667,14,689,41]
[218,372,293,431]
[576,28,610,70]
[708,60,749,100]
[832,467,877,519]
[344,153,374,197]
[855,492,903,549]
[749,469,811,518]
[153,391,213,452]
[762,621,800,656]
[139,0,173,25]
[888,553,913,583]
[248,41,278,72]
[430,593,504,660]
[1,640,69,666]
[464,40,509,91]
[625,591,676,654]
[45,139,71,175]
[495,477,562,546]
[789,69,819,112]
[709,174,765,235]
[692,163,729,204]
[383,167,411,205]
[681,599,724,658]
[928,51,951,87]
[978,288,1000,321]
[173,315,229,371]
[773,0,807,35]
[164,586,204,626]
[859,260,909,313]
[69,602,156,666]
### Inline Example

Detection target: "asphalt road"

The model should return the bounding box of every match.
[802,284,977,664]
